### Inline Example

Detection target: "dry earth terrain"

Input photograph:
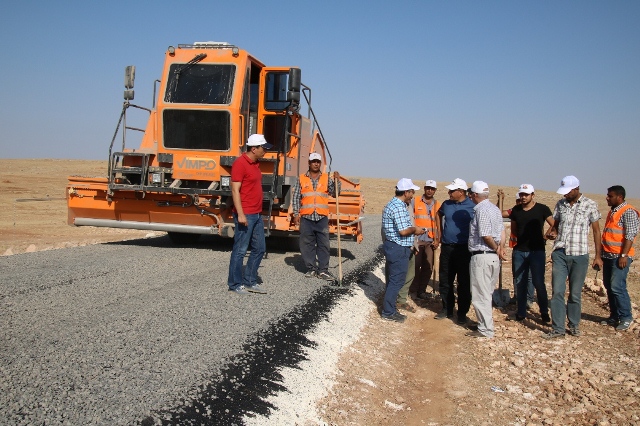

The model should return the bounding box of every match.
[1,159,639,425]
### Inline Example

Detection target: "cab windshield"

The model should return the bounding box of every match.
[164,64,235,104]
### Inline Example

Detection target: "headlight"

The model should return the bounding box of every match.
[151,173,162,183]
[220,176,231,188]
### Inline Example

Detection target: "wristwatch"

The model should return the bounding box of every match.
[620,254,627,258]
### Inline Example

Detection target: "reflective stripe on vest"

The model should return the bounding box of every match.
[414,198,439,238]
[299,173,330,216]
[602,204,638,256]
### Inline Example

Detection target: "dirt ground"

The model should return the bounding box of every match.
[0,159,150,256]
[2,159,639,425]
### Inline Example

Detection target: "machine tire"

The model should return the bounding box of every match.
[167,232,201,245]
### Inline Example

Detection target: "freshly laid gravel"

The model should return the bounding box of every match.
[243,266,387,425]
[0,216,383,425]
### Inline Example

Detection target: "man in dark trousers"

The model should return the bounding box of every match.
[436,178,475,324]
[292,152,340,281]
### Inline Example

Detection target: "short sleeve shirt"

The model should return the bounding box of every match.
[231,153,263,215]
[468,199,504,252]
[552,195,601,255]
[438,197,475,244]
[509,203,553,251]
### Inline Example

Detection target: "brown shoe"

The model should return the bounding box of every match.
[465,330,489,338]
[397,302,416,313]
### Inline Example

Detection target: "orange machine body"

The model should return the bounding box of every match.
[67,43,364,243]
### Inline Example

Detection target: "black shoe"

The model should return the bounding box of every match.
[381,312,407,323]
[417,292,433,300]
[434,311,452,320]
[541,314,551,324]
[304,270,317,278]
[600,317,617,326]
[457,315,470,325]
[508,314,526,322]
[467,324,478,331]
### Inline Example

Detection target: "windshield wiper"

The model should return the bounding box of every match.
[167,53,207,101]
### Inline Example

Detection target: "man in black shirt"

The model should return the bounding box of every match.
[509,184,554,322]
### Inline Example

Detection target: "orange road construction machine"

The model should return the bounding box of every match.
[67,42,365,243]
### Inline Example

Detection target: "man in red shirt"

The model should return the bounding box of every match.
[227,134,272,295]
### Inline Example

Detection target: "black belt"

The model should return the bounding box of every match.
[471,250,496,255]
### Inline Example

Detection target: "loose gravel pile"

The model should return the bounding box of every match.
[0,216,384,425]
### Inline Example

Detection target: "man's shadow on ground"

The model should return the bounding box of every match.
[284,249,356,274]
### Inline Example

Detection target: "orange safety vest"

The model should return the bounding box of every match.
[414,198,439,238]
[299,173,330,216]
[602,204,638,256]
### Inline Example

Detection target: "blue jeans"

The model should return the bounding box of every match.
[513,250,549,318]
[512,253,534,303]
[602,257,633,322]
[382,240,411,316]
[549,249,588,333]
[227,213,265,290]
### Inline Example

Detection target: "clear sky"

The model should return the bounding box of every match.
[1,1,639,197]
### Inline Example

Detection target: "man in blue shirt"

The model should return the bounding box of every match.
[381,178,427,322]
[435,178,475,324]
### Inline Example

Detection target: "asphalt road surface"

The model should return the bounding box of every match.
[0,215,383,425]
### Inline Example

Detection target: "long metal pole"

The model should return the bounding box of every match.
[335,175,342,285]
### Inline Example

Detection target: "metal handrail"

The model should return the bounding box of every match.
[301,84,333,171]
[107,101,152,186]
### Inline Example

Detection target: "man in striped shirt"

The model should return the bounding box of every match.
[544,175,602,339]
[466,181,506,338]
[381,179,427,322]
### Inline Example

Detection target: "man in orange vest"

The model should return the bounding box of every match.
[600,185,638,331]
[410,179,441,300]
[292,152,340,281]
